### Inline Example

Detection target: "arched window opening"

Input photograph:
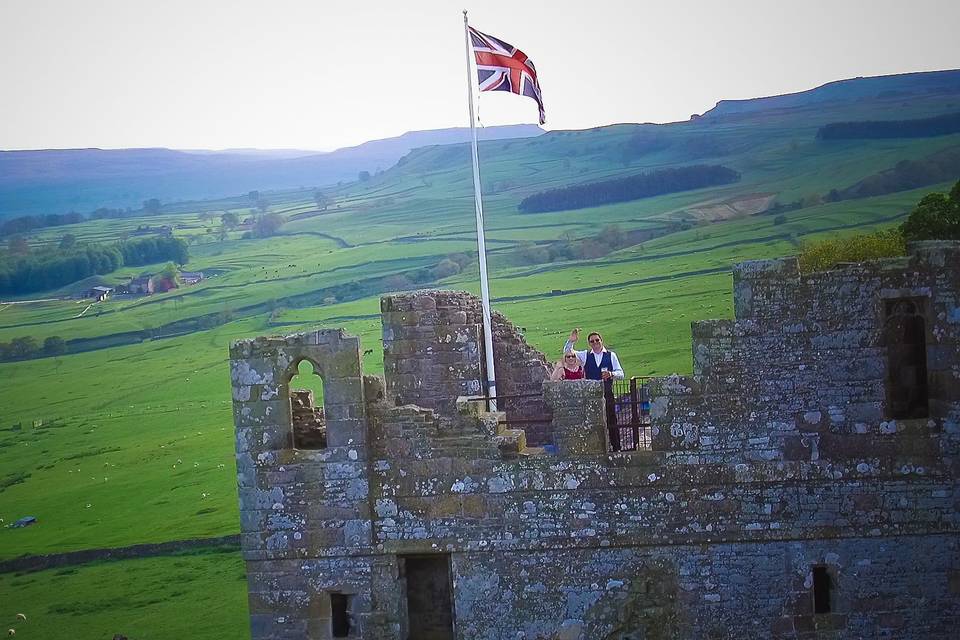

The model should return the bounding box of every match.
[884,298,929,420]
[289,359,326,449]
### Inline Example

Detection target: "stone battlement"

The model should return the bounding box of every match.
[230,241,960,640]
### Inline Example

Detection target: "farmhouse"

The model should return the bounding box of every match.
[127,276,154,295]
[180,271,204,285]
[86,285,113,302]
[230,241,960,639]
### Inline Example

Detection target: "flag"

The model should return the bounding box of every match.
[469,26,545,125]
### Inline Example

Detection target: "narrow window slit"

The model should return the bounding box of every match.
[331,592,351,637]
[813,566,832,614]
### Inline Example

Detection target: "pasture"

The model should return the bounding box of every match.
[1,79,960,639]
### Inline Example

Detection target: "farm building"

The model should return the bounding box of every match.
[87,285,113,301]
[230,241,960,639]
[127,276,154,295]
[180,271,204,285]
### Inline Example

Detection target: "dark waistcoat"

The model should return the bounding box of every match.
[583,350,613,381]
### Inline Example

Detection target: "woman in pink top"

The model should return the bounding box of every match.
[550,351,585,380]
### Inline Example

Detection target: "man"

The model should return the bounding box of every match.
[563,328,625,451]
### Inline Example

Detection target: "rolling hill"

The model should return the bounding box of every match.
[0,124,543,218]
[0,68,959,640]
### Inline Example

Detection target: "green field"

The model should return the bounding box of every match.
[2,76,960,639]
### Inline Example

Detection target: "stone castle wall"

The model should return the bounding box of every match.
[230,242,960,640]
[652,242,960,467]
[381,290,553,445]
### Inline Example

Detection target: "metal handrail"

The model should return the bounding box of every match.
[464,376,654,451]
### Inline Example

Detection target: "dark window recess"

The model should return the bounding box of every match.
[403,555,454,640]
[813,566,832,614]
[884,298,929,419]
[331,593,351,638]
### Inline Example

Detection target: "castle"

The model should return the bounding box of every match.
[229,241,960,639]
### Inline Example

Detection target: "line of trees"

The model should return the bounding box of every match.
[817,111,960,140]
[0,236,188,295]
[511,224,674,265]
[0,212,86,237]
[0,200,168,238]
[837,147,960,200]
[518,165,741,213]
[382,253,474,291]
[0,335,66,361]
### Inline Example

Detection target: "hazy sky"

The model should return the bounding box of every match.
[1,0,957,151]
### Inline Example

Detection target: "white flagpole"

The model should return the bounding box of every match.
[463,10,497,412]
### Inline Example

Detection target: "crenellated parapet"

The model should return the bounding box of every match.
[230,245,960,640]
[653,241,960,466]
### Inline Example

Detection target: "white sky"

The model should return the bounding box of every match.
[1,0,957,151]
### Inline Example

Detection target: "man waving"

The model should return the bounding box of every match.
[563,328,625,451]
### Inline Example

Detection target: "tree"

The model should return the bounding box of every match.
[383,274,412,291]
[253,213,286,238]
[221,212,239,230]
[900,180,960,241]
[169,237,189,265]
[313,190,330,211]
[10,336,39,359]
[43,336,67,356]
[358,170,371,182]
[597,225,624,249]
[160,262,180,283]
[516,242,550,265]
[58,234,77,251]
[431,258,461,279]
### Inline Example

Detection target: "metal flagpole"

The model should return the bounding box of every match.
[463,10,497,411]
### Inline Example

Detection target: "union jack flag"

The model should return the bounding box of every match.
[469,26,545,125]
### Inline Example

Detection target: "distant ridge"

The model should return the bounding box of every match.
[703,69,960,118]
[0,124,542,217]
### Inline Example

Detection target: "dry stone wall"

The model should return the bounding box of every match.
[231,242,960,640]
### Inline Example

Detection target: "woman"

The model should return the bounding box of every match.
[551,350,585,381]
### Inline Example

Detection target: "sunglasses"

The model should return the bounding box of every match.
[588,338,601,344]
[564,355,578,360]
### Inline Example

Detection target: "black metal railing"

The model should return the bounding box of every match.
[612,376,652,451]
[464,377,653,452]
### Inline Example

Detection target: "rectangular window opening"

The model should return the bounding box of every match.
[331,592,351,638]
[813,566,832,614]
[883,298,929,419]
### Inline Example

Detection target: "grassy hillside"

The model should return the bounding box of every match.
[1,71,960,639]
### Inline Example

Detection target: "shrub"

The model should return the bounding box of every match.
[430,259,462,280]
[797,228,906,273]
